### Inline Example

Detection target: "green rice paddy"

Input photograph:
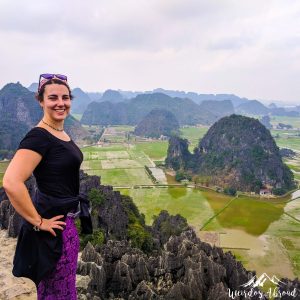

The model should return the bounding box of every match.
[1,122,299,280]
[135,141,168,160]
[180,126,209,149]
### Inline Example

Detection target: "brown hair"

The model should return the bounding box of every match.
[35,78,74,102]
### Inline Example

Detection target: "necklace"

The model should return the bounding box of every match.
[42,119,64,132]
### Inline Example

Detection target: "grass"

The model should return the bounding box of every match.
[110,125,135,132]
[86,168,152,186]
[204,196,285,235]
[270,116,300,129]
[274,137,300,152]
[180,126,209,149]
[286,164,300,172]
[135,141,168,159]
[118,187,217,228]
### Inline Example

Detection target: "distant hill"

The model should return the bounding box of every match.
[81,93,218,126]
[134,109,180,138]
[166,114,295,194]
[236,100,270,115]
[27,82,38,92]
[0,83,87,156]
[71,88,92,114]
[198,100,234,119]
[152,89,249,107]
[0,83,42,152]
[86,92,103,101]
[100,89,124,103]
[269,107,299,117]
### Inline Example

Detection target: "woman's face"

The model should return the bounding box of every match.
[40,84,71,123]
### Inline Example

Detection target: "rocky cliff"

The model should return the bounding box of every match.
[166,115,295,193]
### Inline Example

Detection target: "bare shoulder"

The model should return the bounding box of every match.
[4,149,42,183]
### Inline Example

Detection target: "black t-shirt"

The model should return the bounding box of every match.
[18,127,83,198]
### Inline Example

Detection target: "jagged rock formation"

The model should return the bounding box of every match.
[77,230,266,299]
[166,115,295,193]
[274,278,300,300]
[0,176,36,237]
[134,109,179,138]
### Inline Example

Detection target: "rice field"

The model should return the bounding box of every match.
[119,186,300,278]
[180,126,209,149]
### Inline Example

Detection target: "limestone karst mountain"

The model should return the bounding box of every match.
[166,114,295,194]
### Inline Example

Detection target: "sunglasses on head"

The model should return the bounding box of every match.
[38,73,68,92]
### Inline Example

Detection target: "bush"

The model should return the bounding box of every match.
[75,219,105,250]
[88,188,105,209]
[272,187,287,196]
[175,170,192,182]
[127,222,153,253]
[224,187,237,196]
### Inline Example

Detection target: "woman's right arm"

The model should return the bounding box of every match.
[3,149,66,236]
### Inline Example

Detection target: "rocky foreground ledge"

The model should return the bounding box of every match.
[77,229,262,300]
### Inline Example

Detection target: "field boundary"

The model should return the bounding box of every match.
[199,196,238,230]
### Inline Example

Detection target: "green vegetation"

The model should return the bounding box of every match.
[180,126,209,149]
[121,195,153,253]
[274,136,300,152]
[144,165,158,184]
[223,187,237,196]
[135,141,168,159]
[175,170,192,182]
[88,188,105,208]
[270,116,300,129]
[118,187,225,229]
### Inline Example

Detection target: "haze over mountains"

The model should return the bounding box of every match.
[27,83,300,117]
[0,81,299,157]
[0,82,87,158]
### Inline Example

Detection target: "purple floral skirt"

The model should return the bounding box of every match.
[37,216,79,300]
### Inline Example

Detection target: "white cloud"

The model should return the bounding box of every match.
[0,0,300,104]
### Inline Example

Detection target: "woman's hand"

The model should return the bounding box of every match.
[39,215,66,237]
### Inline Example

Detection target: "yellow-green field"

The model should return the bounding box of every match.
[81,144,156,186]
[180,126,209,149]
[119,186,300,278]
[0,122,299,281]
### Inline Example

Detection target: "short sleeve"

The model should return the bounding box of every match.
[18,128,50,157]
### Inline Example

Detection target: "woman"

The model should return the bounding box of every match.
[3,74,83,299]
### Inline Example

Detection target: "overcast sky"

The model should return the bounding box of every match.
[0,0,300,105]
